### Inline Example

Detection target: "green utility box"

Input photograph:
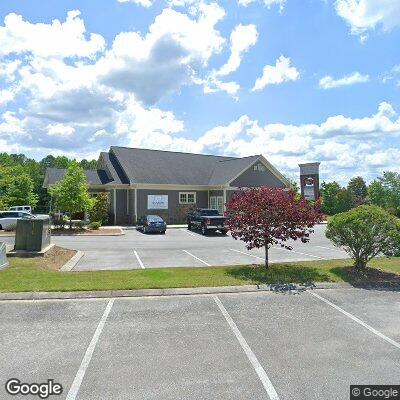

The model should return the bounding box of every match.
[15,217,51,252]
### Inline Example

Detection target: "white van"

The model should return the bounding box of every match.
[9,205,32,213]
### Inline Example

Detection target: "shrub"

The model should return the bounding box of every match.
[326,205,400,269]
[52,216,68,230]
[89,193,109,224]
[88,221,101,230]
[74,220,87,230]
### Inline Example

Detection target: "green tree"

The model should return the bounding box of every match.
[320,181,353,215]
[347,176,367,205]
[49,163,93,229]
[0,165,38,209]
[80,159,97,170]
[6,174,39,208]
[368,172,400,216]
[326,205,400,269]
[89,193,109,224]
[368,180,387,207]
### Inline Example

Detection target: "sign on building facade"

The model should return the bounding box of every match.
[147,195,168,210]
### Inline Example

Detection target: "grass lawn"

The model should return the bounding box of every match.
[0,256,399,293]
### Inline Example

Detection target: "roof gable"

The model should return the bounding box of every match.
[208,156,260,185]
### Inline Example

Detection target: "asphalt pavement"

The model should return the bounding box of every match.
[0,224,349,271]
[0,288,399,400]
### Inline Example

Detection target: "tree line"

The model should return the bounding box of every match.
[0,153,97,212]
[320,172,400,217]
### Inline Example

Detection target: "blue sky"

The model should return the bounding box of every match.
[0,0,399,184]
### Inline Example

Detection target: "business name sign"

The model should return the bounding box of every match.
[147,195,168,210]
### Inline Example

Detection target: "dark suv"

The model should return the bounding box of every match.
[187,208,228,235]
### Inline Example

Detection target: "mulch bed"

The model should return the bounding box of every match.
[341,266,400,287]
[51,228,123,235]
[39,246,77,271]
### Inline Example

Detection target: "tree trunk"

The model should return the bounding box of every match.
[265,245,269,269]
[355,258,366,270]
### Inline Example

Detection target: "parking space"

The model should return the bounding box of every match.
[1,225,348,270]
[68,224,348,270]
[1,288,399,400]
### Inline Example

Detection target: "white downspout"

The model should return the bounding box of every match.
[113,188,117,225]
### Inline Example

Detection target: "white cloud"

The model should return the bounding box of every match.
[47,124,75,138]
[319,72,369,89]
[0,60,21,82]
[382,64,400,87]
[238,0,286,12]
[191,101,400,182]
[0,88,17,106]
[117,0,153,7]
[252,55,299,91]
[201,23,257,97]
[216,24,258,76]
[98,4,226,104]
[335,0,400,39]
[0,10,105,58]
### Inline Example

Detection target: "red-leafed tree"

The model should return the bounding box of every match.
[226,187,323,268]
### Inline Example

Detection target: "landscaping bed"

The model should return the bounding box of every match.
[0,256,398,293]
[51,227,123,236]
[39,245,77,271]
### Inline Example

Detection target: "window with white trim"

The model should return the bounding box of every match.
[179,192,196,204]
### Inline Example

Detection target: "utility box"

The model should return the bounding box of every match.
[15,217,51,252]
[0,242,8,270]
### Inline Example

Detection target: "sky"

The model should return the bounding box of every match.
[0,0,399,184]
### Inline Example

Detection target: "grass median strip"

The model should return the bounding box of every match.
[0,257,399,293]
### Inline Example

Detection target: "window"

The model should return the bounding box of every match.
[253,163,266,172]
[179,192,196,204]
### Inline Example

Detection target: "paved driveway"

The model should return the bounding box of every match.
[1,225,348,270]
[0,288,399,400]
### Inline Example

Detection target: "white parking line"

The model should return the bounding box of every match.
[134,250,145,269]
[229,248,264,261]
[181,228,197,237]
[66,299,115,400]
[310,292,400,351]
[315,245,336,251]
[272,246,324,260]
[213,295,280,400]
[182,250,211,266]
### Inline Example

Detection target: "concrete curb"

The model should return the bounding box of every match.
[60,251,84,272]
[3,281,398,302]
[7,243,55,258]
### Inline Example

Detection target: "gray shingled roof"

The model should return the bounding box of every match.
[44,147,278,187]
[208,155,260,185]
[98,151,129,184]
[44,168,112,186]
[110,146,258,185]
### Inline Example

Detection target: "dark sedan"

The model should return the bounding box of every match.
[136,215,167,234]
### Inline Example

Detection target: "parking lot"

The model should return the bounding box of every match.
[1,225,349,271]
[1,288,399,400]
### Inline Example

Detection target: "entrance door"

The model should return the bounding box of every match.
[209,196,224,214]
